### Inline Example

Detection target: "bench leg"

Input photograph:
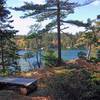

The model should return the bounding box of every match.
[19,85,37,95]
[20,87,28,95]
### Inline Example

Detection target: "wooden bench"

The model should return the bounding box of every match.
[0,77,37,95]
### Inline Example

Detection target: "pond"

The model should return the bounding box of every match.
[10,49,87,72]
[61,49,87,60]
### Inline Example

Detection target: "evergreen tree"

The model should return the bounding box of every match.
[27,24,42,68]
[66,18,98,59]
[0,0,18,73]
[13,0,96,66]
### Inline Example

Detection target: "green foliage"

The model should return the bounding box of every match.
[97,50,100,59]
[84,32,97,45]
[46,69,100,100]
[0,0,18,71]
[61,20,89,27]
[90,50,100,63]
[0,67,8,76]
[78,51,87,59]
[90,57,97,63]
[43,50,58,67]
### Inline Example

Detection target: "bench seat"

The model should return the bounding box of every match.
[0,77,37,95]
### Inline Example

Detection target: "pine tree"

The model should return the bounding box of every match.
[13,0,96,66]
[0,0,18,73]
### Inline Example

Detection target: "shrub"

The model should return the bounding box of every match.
[90,50,100,63]
[96,50,100,62]
[43,50,58,67]
[90,57,97,63]
[0,68,8,76]
[78,51,87,59]
[90,57,100,63]
[97,50,100,59]
[46,69,100,100]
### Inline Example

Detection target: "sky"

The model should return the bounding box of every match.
[6,0,100,35]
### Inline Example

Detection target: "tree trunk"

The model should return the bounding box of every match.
[1,36,5,72]
[57,0,61,66]
[87,26,96,60]
[87,44,92,60]
[36,38,40,68]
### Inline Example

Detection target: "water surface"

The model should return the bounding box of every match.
[14,49,87,71]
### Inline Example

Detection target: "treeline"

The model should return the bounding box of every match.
[16,30,100,51]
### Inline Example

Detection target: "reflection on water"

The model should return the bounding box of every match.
[16,50,41,71]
